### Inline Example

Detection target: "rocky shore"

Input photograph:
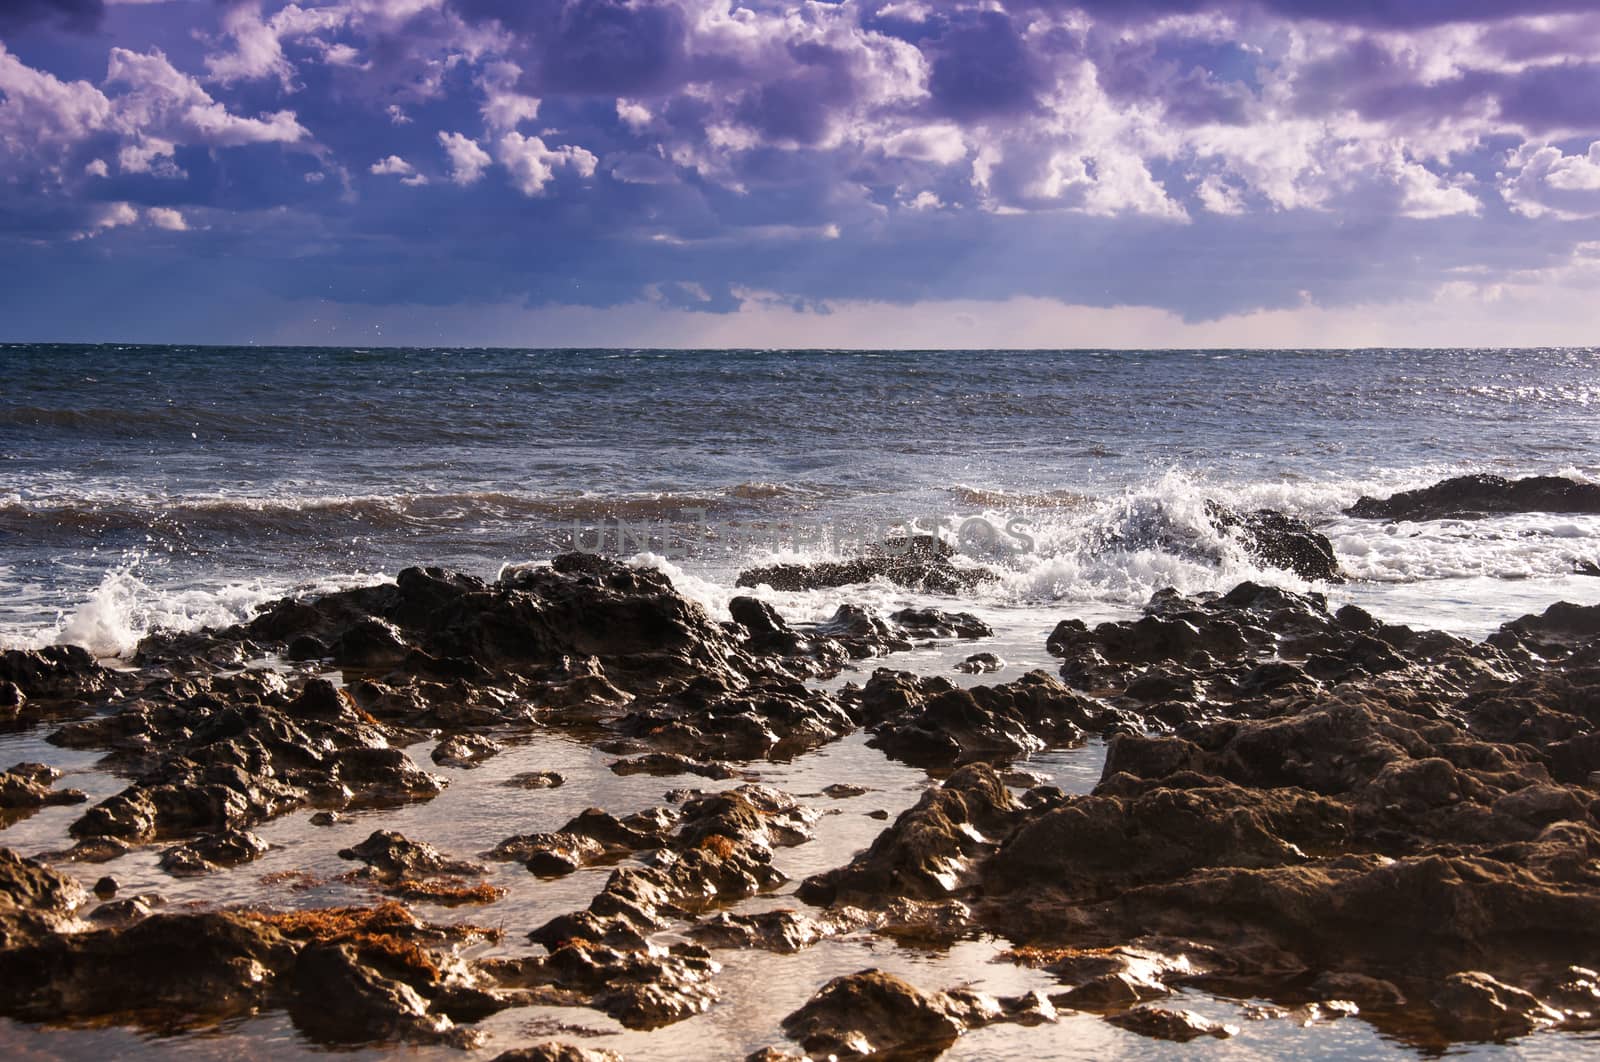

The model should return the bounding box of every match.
[3,489,1600,1057]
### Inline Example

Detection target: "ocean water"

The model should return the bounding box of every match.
[3,344,1600,657]
[6,345,1600,1060]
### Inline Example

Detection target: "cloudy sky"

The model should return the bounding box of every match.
[4,0,1600,347]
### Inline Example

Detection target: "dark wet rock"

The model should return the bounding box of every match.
[850,669,1093,766]
[0,847,86,945]
[1310,971,1406,1008]
[1347,474,1600,521]
[59,677,444,845]
[1106,1005,1237,1042]
[159,829,269,876]
[0,681,23,712]
[890,608,994,640]
[491,1044,623,1062]
[0,645,108,703]
[529,787,815,954]
[686,907,866,954]
[746,1049,806,1062]
[289,941,466,1045]
[311,811,342,826]
[780,968,1002,1058]
[509,834,609,877]
[1031,945,1187,1009]
[87,894,166,926]
[823,783,870,799]
[1488,600,1600,660]
[800,765,1017,905]
[92,876,118,899]
[482,943,719,1029]
[955,652,1005,674]
[609,752,736,780]
[431,733,502,768]
[505,771,565,789]
[1431,971,1565,1040]
[0,762,86,810]
[1206,502,1343,582]
[338,830,484,883]
[737,535,997,595]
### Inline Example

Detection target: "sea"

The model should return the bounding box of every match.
[3,345,1598,662]
[4,345,1600,1060]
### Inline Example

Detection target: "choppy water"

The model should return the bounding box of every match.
[4,345,1600,1059]
[3,345,1599,654]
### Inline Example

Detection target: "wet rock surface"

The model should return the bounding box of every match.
[737,536,997,595]
[4,556,1600,1056]
[1348,474,1600,521]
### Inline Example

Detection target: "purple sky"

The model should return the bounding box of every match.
[4,0,1600,347]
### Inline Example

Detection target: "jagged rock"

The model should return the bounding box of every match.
[338,831,484,883]
[737,536,997,595]
[955,652,1005,674]
[159,829,269,876]
[780,969,1000,1058]
[0,762,86,810]
[1106,1005,1237,1042]
[491,1045,623,1062]
[431,733,502,769]
[1206,502,1343,582]
[1432,971,1565,1040]
[609,753,736,780]
[505,771,565,789]
[1347,474,1600,521]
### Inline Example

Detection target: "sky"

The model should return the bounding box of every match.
[3,0,1600,348]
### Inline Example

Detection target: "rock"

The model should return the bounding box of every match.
[609,753,736,780]
[955,652,1005,674]
[287,942,458,1044]
[92,876,118,898]
[490,833,607,877]
[800,765,1018,905]
[1106,1005,1237,1042]
[1309,971,1406,1007]
[0,846,86,944]
[852,669,1092,766]
[505,771,565,789]
[737,536,997,595]
[1432,971,1565,1040]
[1206,502,1344,582]
[780,969,999,1058]
[491,1045,622,1062]
[482,943,719,1030]
[822,783,869,799]
[1347,474,1600,521]
[890,608,994,640]
[159,829,270,876]
[338,830,484,883]
[0,762,87,810]
[311,811,342,826]
[431,733,502,769]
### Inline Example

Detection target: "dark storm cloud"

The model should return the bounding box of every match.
[0,0,102,35]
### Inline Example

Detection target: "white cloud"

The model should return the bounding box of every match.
[371,154,429,185]
[1501,142,1600,219]
[616,99,654,131]
[478,60,540,132]
[438,131,491,185]
[146,206,188,231]
[496,131,597,196]
[883,124,967,165]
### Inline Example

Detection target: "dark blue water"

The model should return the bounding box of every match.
[4,344,1599,651]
